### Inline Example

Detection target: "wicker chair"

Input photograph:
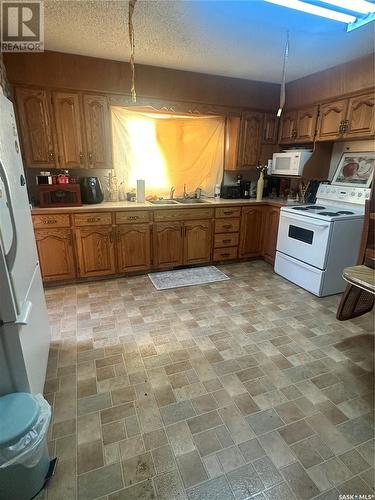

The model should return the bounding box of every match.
[336,189,375,321]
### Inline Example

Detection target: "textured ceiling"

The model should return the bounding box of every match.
[44,0,374,83]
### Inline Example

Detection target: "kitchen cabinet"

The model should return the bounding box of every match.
[279,106,318,144]
[15,87,57,168]
[83,95,112,169]
[238,111,263,168]
[34,228,76,281]
[75,225,116,277]
[262,206,280,265]
[53,91,86,169]
[153,222,184,268]
[316,99,348,141]
[239,206,263,258]
[345,92,375,138]
[262,113,279,144]
[117,223,152,272]
[184,220,212,264]
[278,111,296,144]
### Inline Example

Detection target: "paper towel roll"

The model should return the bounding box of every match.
[136,179,145,203]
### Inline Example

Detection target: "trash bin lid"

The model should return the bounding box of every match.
[0,393,39,447]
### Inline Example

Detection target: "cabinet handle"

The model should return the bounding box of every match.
[87,217,100,223]
[223,224,232,229]
[221,253,231,257]
[109,230,114,243]
[68,233,73,246]
[42,218,57,224]
[79,152,85,163]
[48,151,55,162]
[88,152,93,164]
[223,211,233,215]
[129,216,139,220]
[222,239,231,243]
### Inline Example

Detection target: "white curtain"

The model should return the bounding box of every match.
[111,106,225,197]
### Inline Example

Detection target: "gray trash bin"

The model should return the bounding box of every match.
[0,393,51,500]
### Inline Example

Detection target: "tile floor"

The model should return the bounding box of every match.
[38,261,374,500]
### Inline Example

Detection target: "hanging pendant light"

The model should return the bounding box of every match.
[128,0,137,102]
[277,31,290,117]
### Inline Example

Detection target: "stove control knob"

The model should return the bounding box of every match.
[350,192,355,197]
[365,192,370,198]
[357,192,362,197]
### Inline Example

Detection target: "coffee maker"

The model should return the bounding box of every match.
[240,180,251,199]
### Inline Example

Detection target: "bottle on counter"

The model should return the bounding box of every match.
[214,184,221,198]
[118,181,126,201]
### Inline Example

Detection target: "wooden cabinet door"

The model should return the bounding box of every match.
[239,111,263,167]
[295,106,318,143]
[345,93,375,139]
[262,113,279,144]
[262,207,280,265]
[184,220,212,265]
[53,92,86,168]
[153,222,183,268]
[279,111,296,144]
[316,99,348,141]
[239,206,263,258]
[15,87,57,168]
[75,226,115,277]
[83,95,112,169]
[35,228,75,281]
[117,223,151,272]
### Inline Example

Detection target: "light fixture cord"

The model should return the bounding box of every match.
[129,0,137,103]
[277,30,289,117]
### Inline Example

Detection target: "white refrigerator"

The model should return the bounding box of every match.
[0,91,50,395]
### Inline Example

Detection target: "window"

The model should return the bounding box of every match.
[111,107,225,197]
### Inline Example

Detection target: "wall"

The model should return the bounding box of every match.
[286,53,374,109]
[328,139,375,180]
[3,51,280,111]
[0,53,10,97]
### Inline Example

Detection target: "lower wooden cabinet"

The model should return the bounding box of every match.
[153,221,184,268]
[262,206,280,265]
[75,225,116,277]
[239,206,264,258]
[35,228,76,281]
[117,223,152,272]
[184,220,212,264]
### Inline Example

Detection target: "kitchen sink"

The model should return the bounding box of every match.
[148,199,179,205]
[175,198,207,204]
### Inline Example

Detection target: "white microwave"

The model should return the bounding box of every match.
[272,150,312,176]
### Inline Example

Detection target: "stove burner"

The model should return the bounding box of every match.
[292,206,309,211]
[337,211,354,215]
[318,212,339,216]
[306,205,325,210]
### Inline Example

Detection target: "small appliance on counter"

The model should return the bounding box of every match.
[80,176,104,204]
[38,184,82,208]
[239,180,251,199]
[220,185,241,199]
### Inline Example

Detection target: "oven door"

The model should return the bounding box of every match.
[276,212,332,269]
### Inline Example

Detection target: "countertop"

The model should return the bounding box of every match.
[31,197,297,214]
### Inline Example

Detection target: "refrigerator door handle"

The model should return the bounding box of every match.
[0,159,18,271]
[15,300,32,325]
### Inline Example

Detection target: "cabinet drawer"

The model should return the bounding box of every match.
[215,218,240,233]
[213,247,238,261]
[215,207,241,218]
[214,233,239,248]
[73,213,112,226]
[154,208,214,222]
[32,214,70,228]
[115,211,151,224]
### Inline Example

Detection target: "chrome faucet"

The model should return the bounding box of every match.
[170,186,175,199]
[183,184,188,199]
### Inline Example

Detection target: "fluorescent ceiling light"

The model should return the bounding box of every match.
[264,0,357,22]
[319,0,375,15]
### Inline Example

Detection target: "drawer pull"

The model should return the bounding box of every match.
[221,253,231,257]
[129,216,139,220]
[42,219,57,224]
[87,217,101,223]
[222,239,231,243]
[223,211,233,215]
[223,224,232,229]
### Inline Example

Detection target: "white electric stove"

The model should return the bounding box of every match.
[274,184,371,296]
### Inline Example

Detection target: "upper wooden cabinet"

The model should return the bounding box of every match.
[83,95,112,169]
[239,206,263,258]
[14,86,112,169]
[316,99,348,141]
[53,92,86,169]
[15,87,58,168]
[279,106,318,144]
[262,113,279,144]
[345,92,375,138]
[238,111,263,168]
